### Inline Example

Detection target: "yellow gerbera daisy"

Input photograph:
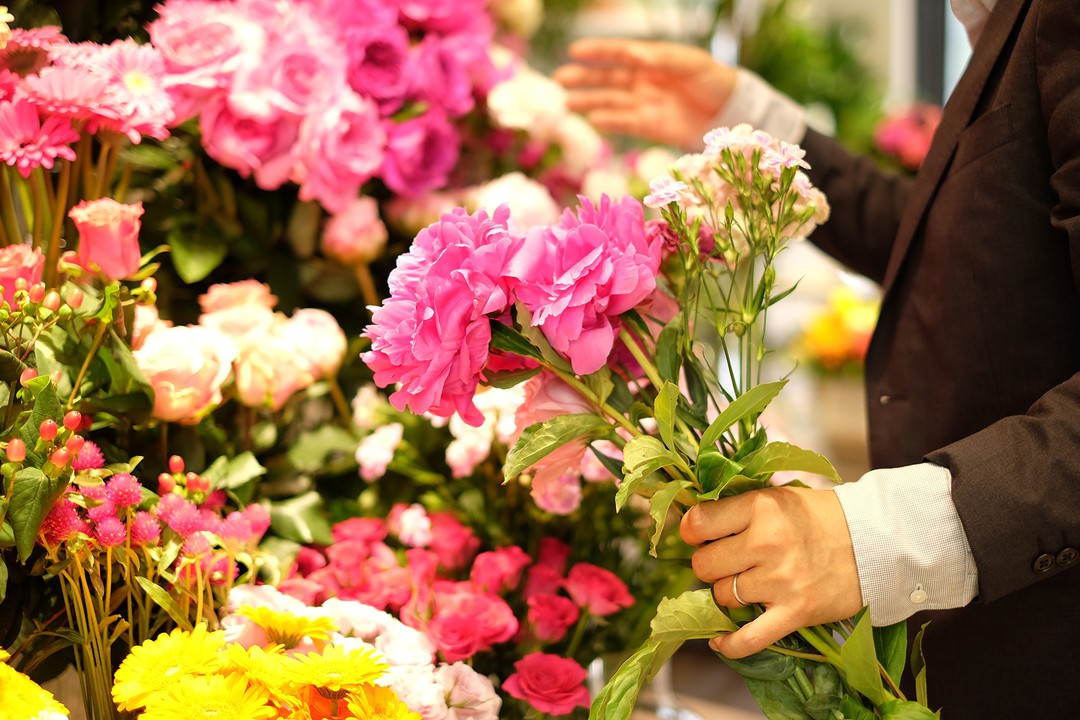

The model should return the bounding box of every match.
[224,642,295,703]
[235,606,337,649]
[286,642,388,694]
[112,624,225,711]
[0,660,70,718]
[139,673,277,720]
[347,684,421,720]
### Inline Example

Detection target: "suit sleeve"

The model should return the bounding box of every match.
[802,129,913,285]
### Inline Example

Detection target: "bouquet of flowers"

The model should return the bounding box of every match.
[361,125,936,719]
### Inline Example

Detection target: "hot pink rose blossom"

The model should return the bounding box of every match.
[133,325,236,423]
[502,653,591,716]
[527,593,580,643]
[436,662,502,720]
[470,546,531,595]
[428,611,483,663]
[68,198,144,281]
[399,0,488,35]
[333,516,388,545]
[564,562,634,617]
[509,195,661,375]
[380,110,460,198]
[0,244,44,306]
[410,34,475,118]
[523,564,564,599]
[199,93,298,190]
[321,195,388,265]
[285,308,347,379]
[436,588,518,648]
[343,24,411,114]
[428,512,481,572]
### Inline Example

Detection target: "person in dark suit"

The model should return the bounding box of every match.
[556,1,1080,716]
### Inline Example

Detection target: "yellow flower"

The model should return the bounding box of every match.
[286,642,388,694]
[224,642,295,704]
[347,684,421,720]
[235,606,336,649]
[139,673,277,720]
[0,660,70,718]
[0,6,13,51]
[112,624,225,711]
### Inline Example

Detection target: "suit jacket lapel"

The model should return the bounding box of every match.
[880,0,1029,292]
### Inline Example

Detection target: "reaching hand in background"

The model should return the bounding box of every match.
[554,38,737,149]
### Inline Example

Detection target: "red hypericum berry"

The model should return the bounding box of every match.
[27,284,45,305]
[6,438,26,463]
[63,411,82,432]
[49,447,70,467]
[14,278,28,292]
[42,290,61,312]
[140,278,157,293]
[49,370,61,384]
[66,287,84,310]
[65,435,85,455]
[19,368,37,386]
[168,455,185,474]
[39,419,58,441]
[157,473,176,494]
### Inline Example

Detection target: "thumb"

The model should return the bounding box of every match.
[709,606,801,659]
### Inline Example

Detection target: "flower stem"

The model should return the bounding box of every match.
[68,320,109,410]
[45,160,72,287]
[354,262,381,311]
[0,168,23,244]
[327,376,357,434]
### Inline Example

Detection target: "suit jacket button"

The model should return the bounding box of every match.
[878,394,892,405]
[1056,547,1078,566]
[1033,553,1056,573]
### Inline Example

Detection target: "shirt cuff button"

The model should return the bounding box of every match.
[909,586,928,604]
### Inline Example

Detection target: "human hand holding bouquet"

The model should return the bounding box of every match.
[363,124,936,719]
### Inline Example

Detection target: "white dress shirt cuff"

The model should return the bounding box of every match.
[707,68,808,146]
[832,462,979,626]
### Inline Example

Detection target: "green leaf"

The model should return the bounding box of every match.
[89,283,120,322]
[589,639,674,720]
[879,700,939,719]
[874,621,907,691]
[813,662,843,697]
[721,649,797,682]
[287,426,359,475]
[18,377,62,464]
[202,452,266,490]
[741,442,841,484]
[911,622,931,708]
[269,493,332,545]
[804,691,842,720]
[135,576,193,631]
[168,226,228,283]
[648,479,692,557]
[839,695,877,720]
[9,467,67,562]
[0,349,26,383]
[839,608,885,705]
[700,381,786,450]
[585,367,615,407]
[503,414,613,481]
[743,678,814,719]
[654,381,680,452]
[655,317,683,383]
[650,589,739,640]
[488,320,543,361]
[697,447,744,496]
[0,560,7,604]
[514,303,573,372]
[482,365,541,389]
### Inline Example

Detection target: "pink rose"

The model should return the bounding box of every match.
[380,110,460,197]
[133,325,236,423]
[428,512,481,572]
[509,195,661,375]
[538,538,571,573]
[343,24,412,114]
[233,319,315,411]
[68,199,143,280]
[523,564,564,599]
[527,593,580,643]
[564,562,634,617]
[502,653,591,716]
[436,662,502,720]
[131,303,172,351]
[530,468,583,515]
[0,244,44,306]
[332,517,388,545]
[230,36,344,120]
[199,279,277,313]
[321,195,388,265]
[284,308,347,379]
[410,34,475,118]
[434,587,518,651]
[470,546,531,595]
[428,611,484,663]
[199,94,297,190]
[399,0,489,35]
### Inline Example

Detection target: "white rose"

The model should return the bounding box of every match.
[487,68,567,137]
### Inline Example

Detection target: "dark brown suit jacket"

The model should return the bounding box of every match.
[803,0,1080,716]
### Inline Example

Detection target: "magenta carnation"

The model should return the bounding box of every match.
[362,206,523,426]
[509,195,661,375]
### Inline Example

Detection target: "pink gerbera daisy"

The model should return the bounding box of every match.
[0,97,78,177]
[94,39,175,142]
[0,26,66,77]
[23,65,114,123]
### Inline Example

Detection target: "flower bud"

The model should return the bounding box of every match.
[65,435,85,455]
[27,284,44,305]
[168,455,185,474]
[63,411,82,431]
[14,278,28,292]
[66,287,84,309]
[49,447,71,467]
[6,438,26,463]
[39,419,58,441]
[42,290,61,312]
[19,368,37,386]
[141,278,157,294]
[157,473,176,494]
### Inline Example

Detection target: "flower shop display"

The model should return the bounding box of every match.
[362,125,937,719]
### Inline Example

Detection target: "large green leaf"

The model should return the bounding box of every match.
[741,442,841,484]
[0,349,25,383]
[654,382,680,452]
[910,622,931,708]
[697,447,744,496]
[168,226,229,283]
[503,414,613,481]
[287,426,359,475]
[488,320,543,361]
[648,479,692,557]
[202,452,267,490]
[699,381,786,450]
[589,639,673,720]
[135,576,193,631]
[9,467,67,561]
[18,377,62,465]
[269,493,332,545]
[839,608,886,706]
[744,678,814,719]
[878,700,939,719]
[650,589,739,642]
[874,621,907,691]
[616,436,687,510]
[721,648,797,682]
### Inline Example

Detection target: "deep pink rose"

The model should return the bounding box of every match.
[0,244,44,306]
[399,0,488,34]
[69,199,143,280]
[230,35,344,120]
[380,110,460,197]
[436,588,518,648]
[292,546,328,576]
[524,565,564,600]
[199,94,297,190]
[321,195,388,265]
[332,516,388,546]
[502,653,591,716]
[276,577,323,606]
[564,562,634,617]
[344,24,411,114]
[509,195,661,375]
[527,593,581,643]
[537,537,572,573]
[428,512,481,572]
[133,325,236,423]
[409,35,475,118]
[429,611,484,663]
[470,546,531,595]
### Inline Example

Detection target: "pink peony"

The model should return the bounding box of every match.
[502,653,591,716]
[564,562,634,617]
[470,546,531,595]
[380,110,460,197]
[436,662,502,720]
[0,244,44,306]
[132,324,236,423]
[361,206,523,426]
[321,196,388,265]
[69,199,144,280]
[527,593,580,643]
[509,195,661,375]
[0,98,79,178]
[284,308,347,379]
